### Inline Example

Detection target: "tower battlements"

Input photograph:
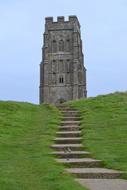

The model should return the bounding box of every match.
[45,16,80,29]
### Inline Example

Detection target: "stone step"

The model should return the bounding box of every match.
[62,113,80,117]
[76,179,127,190]
[51,151,91,159]
[60,108,77,111]
[59,126,81,131]
[56,158,102,168]
[63,117,81,121]
[62,110,79,114]
[61,121,80,126]
[57,105,70,109]
[54,137,82,144]
[56,131,81,137]
[66,168,123,179]
[51,144,84,151]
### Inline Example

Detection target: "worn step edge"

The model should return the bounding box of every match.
[54,137,82,144]
[54,137,82,140]
[56,158,102,168]
[61,121,80,126]
[63,118,81,121]
[59,126,81,131]
[62,112,80,117]
[51,151,91,158]
[61,111,79,114]
[60,109,77,111]
[75,179,127,190]
[56,131,81,134]
[56,131,81,137]
[66,168,123,179]
[51,144,84,151]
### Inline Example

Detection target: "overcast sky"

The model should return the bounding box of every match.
[0,0,127,104]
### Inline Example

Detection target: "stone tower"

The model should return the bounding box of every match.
[40,16,87,104]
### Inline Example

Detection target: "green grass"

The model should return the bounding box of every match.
[69,92,127,179]
[0,101,86,190]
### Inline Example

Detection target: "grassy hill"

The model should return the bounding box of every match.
[69,92,127,179]
[0,92,127,189]
[0,101,86,190]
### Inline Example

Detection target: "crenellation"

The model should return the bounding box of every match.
[45,16,80,30]
[57,16,65,23]
[45,17,53,24]
[69,15,78,22]
[69,15,80,28]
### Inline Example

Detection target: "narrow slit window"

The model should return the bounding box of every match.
[52,40,57,52]
[59,40,64,51]
[66,39,71,52]
[59,76,64,84]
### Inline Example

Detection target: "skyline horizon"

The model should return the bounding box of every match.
[0,1,127,103]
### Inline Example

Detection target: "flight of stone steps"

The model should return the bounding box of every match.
[51,106,127,190]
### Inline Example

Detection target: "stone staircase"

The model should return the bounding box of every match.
[51,106,127,190]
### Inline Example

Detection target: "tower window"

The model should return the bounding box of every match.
[59,40,64,51]
[59,76,64,84]
[52,40,57,52]
[52,60,56,72]
[66,39,71,51]
[59,60,64,72]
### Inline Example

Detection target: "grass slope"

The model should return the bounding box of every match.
[69,92,127,179]
[0,101,86,190]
